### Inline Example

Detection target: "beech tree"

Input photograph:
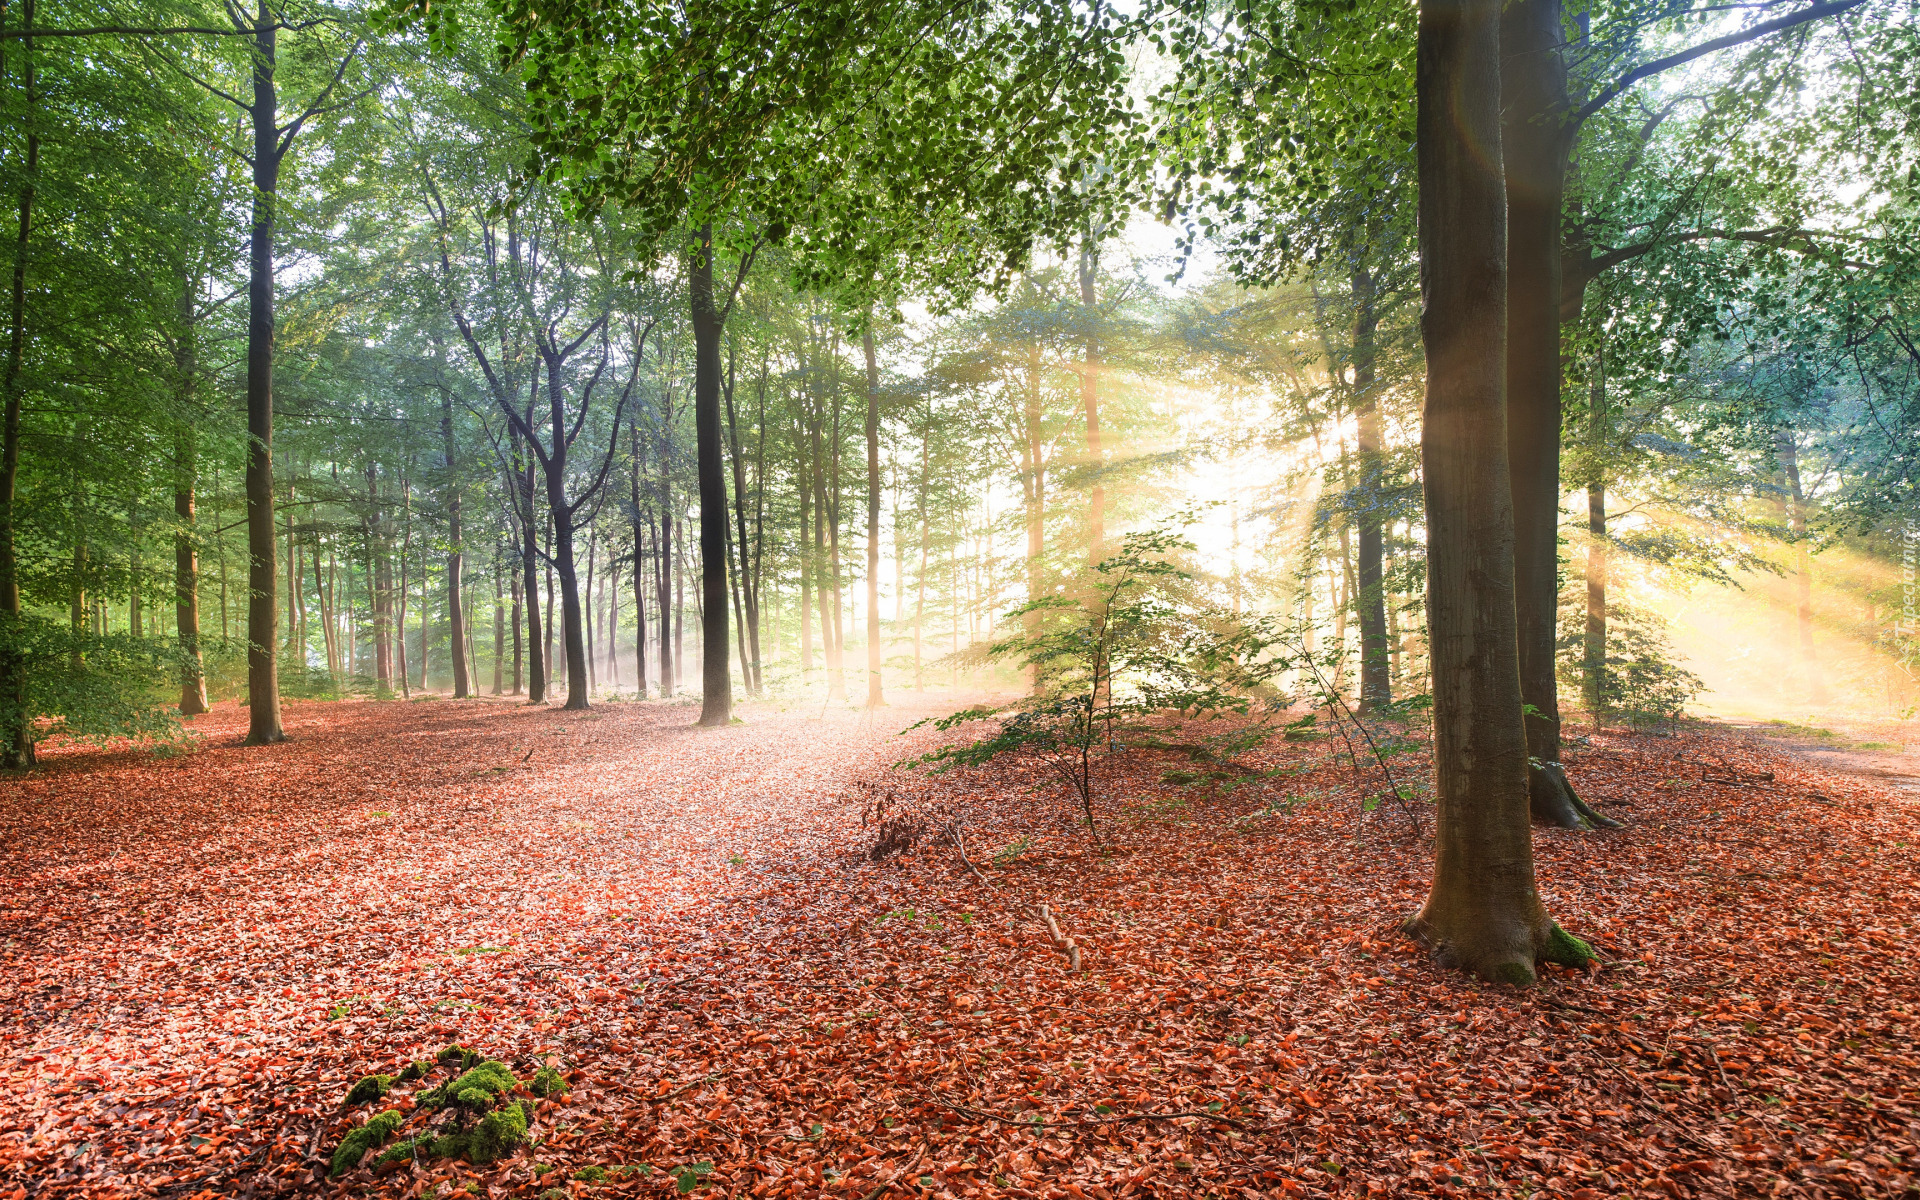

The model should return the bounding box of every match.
[388,0,1138,726]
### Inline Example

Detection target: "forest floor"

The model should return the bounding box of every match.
[0,695,1915,1200]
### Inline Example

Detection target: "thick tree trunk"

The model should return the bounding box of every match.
[1405,0,1591,984]
[862,328,884,708]
[691,235,730,725]
[244,3,285,744]
[1502,0,1587,826]
[552,517,589,710]
[0,0,36,766]
[1351,266,1392,713]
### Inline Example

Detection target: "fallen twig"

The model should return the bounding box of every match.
[859,1141,929,1200]
[1035,903,1082,972]
[945,821,995,889]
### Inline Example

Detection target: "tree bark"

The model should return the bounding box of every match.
[1351,265,1391,713]
[243,0,285,744]
[491,541,504,694]
[691,229,730,725]
[1502,0,1584,826]
[441,377,469,698]
[724,347,763,695]
[0,0,36,765]
[1405,0,1591,984]
[862,327,884,708]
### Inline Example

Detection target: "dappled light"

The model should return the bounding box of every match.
[1,0,1916,1197]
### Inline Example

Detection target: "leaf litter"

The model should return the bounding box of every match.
[0,697,1914,1198]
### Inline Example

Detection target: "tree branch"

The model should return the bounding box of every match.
[1576,0,1866,125]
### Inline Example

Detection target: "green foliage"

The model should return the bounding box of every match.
[529,1066,570,1097]
[904,528,1254,839]
[0,616,187,756]
[1557,598,1705,727]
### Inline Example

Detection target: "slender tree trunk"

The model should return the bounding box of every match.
[1078,234,1105,565]
[511,566,524,695]
[1583,345,1608,716]
[397,476,412,698]
[492,542,504,695]
[862,327,884,708]
[243,1,284,743]
[1503,0,1584,825]
[690,228,731,725]
[175,431,208,714]
[1352,266,1392,713]
[1777,431,1826,704]
[442,380,469,698]
[798,450,814,673]
[1406,0,1590,984]
[629,423,649,697]
[584,528,598,692]
[725,353,763,695]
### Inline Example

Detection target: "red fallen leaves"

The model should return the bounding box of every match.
[0,698,1916,1198]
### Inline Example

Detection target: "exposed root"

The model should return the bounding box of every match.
[1529,761,1621,830]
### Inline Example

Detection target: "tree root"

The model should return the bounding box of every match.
[1529,761,1621,830]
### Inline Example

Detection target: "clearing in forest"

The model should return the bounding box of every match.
[0,699,1915,1198]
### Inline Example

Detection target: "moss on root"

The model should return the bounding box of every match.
[344,1074,394,1105]
[431,1101,527,1165]
[329,1109,404,1178]
[377,1135,433,1166]
[395,1059,433,1083]
[1542,922,1596,968]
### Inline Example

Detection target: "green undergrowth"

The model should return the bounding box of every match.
[328,1045,574,1179]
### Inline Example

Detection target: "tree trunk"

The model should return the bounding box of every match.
[689,229,732,725]
[798,450,813,673]
[724,351,762,695]
[1777,431,1826,704]
[175,438,208,716]
[1351,266,1392,713]
[1585,481,1606,714]
[1405,0,1591,984]
[862,327,884,708]
[1078,234,1105,566]
[397,476,412,698]
[0,0,36,765]
[442,381,469,698]
[244,5,285,744]
[584,529,598,692]
[629,423,649,697]
[1502,0,1585,826]
[492,541,504,694]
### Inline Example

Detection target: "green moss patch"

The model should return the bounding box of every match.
[329,1109,404,1178]
[424,1060,516,1110]
[529,1066,570,1097]
[395,1059,433,1083]
[344,1074,394,1105]
[430,1100,527,1165]
[575,1165,608,1182]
